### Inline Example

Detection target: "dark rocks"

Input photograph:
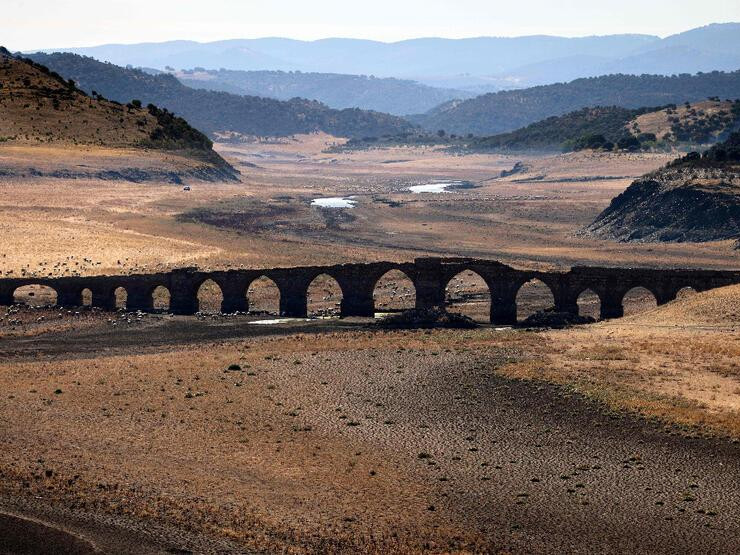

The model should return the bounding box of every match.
[584,168,740,243]
[376,308,478,329]
[584,133,740,244]
[518,308,595,329]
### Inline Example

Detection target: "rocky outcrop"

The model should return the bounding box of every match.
[584,166,740,243]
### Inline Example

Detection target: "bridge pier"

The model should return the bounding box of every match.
[56,286,81,308]
[340,287,375,317]
[0,286,14,307]
[170,291,198,315]
[127,289,154,312]
[414,258,446,311]
[220,282,249,313]
[90,286,115,310]
[551,281,580,317]
[489,281,519,325]
[281,293,307,318]
[600,292,624,320]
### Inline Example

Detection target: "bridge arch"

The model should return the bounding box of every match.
[246,275,281,315]
[13,284,58,307]
[307,273,343,318]
[151,285,171,311]
[621,286,658,316]
[197,278,224,313]
[113,286,128,309]
[516,278,555,322]
[372,269,416,314]
[81,287,93,307]
[444,269,491,323]
[576,288,602,320]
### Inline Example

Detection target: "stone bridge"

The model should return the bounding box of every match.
[1,257,739,324]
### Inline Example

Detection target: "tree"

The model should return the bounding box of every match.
[617,136,641,151]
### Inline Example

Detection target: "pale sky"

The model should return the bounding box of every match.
[4,0,739,51]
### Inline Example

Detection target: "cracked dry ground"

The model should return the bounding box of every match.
[0,322,738,554]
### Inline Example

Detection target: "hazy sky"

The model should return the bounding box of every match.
[4,0,739,51]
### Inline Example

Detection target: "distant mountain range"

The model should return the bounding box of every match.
[26,53,415,138]
[36,23,740,90]
[408,71,740,136]
[171,69,471,116]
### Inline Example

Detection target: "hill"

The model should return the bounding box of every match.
[0,48,236,178]
[464,99,740,152]
[25,53,415,139]
[174,69,471,116]
[332,99,740,154]
[39,24,740,90]
[584,133,740,243]
[409,71,740,136]
[463,106,650,152]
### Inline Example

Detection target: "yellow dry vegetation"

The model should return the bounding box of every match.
[0,52,157,147]
[499,284,740,437]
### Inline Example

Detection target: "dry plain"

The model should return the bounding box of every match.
[1,135,739,553]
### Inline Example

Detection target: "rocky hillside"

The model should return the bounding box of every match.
[0,48,237,179]
[26,52,416,139]
[584,133,740,243]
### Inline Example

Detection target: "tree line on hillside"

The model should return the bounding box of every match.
[668,131,740,168]
[176,68,469,116]
[26,53,415,138]
[409,71,740,136]
[333,99,740,154]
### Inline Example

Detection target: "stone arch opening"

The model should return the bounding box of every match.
[622,286,658,316]
[81,288,93,307]
[13,285,58,307]
[247,276,281,316]
[445,270,491,323]
[516,278,555,322]
[373,269,416,314]
[307,274,343,318]
[577,289,601,321]
[152,286,171,312]
[197,279,224,313]
[114,287,128,310]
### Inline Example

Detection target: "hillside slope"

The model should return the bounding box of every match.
[464,100,740,152]
[584,133,740,243]
[175,69,471,116]
[26,53,415,139]
[410,71,740,136]
[0,49,238,181]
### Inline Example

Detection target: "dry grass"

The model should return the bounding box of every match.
[498,285,740,438]
[0,53,157,147]
[631,100,735,140]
